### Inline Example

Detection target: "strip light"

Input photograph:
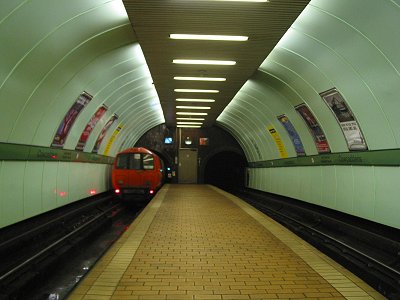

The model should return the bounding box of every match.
[176,98,215,103]
[176,106,211,110]
[176,112,208,116]
[177,125,202,128]
[210,0,268,2]
[173,59,236,65]
[174,89,219,93]
[177,117,205,121]
[170,34,248,41]
[174,76,226,81]
[177,122,203,125]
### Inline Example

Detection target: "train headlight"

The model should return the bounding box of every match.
[115,189,121,194]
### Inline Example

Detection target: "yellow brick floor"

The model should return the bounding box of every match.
[68,185,385,300]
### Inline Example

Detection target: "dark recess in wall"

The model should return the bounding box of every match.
[134,124,247,184]
[204,151,247,189]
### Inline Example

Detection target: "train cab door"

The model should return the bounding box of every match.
[129,153,145,187]
[178,149,198,184]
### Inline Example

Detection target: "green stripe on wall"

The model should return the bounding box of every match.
[248,149,400,168]
[0,142,114,164]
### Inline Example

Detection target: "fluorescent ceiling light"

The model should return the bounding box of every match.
[174,89,219,93]
[210,0,268,2]
[173,59,236,65]
[176,112,208,116]
[176,98,215,103]
[174,76,226,81]
[177,125,202,128]
[177,122,203,125]
[170,34,248,41]
[176,106,211,110]
[177,117,205,121]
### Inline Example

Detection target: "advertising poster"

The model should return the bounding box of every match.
[103,124,123,156]
[267,125,288,158]
[295,103,331,153]
[75,105,107,151]
[199,137,209,146]
[277,115,305,156]
[320,88,367,151]
[92,115,118,154]
[51,92,92,148]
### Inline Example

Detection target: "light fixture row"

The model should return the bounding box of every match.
[171,15,270,125]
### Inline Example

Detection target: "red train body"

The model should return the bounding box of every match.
[112,147,163,198]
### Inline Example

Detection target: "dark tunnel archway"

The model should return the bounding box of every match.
[203,151,247,189]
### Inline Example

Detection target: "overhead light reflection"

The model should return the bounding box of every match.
[173,59,236,65]
[170,34,248,41]
[174,76,226,81]
[174,89,219,93]
[176,98,215,102]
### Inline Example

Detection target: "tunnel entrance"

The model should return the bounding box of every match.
[203,151,247,190]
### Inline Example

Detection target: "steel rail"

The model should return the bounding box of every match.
[0,195,114,250]
[0,203,121,282]
[245,198,400,278]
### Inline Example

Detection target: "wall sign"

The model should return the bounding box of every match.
[295,103,330,153]
[51,91,92,148]
[103,124,123,156]
[92,114,118,154]
[267,125,288,158]
[277,115,305,156]
[320,88,367,151]
[75,105,107,151]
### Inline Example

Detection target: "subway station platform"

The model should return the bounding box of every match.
[68,185,384,300]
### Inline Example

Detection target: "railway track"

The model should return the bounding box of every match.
[0,193,142,300]
[231,188,400,300]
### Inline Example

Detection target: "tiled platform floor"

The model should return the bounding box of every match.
[68,185,385,300]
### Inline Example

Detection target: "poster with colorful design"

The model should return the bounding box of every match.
[320,88,367,151]
[92,115,118,154]
[267,125,288,158]
[277,115,305,156]
[51,92,92,148]
[75,105,107,151]
[295,103,330,153]
[103,124,123,156]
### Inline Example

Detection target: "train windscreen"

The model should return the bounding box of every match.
[116,153,154,170]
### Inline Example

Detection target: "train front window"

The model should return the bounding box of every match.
[116,154,129,169]
[130,153,141,170]
[143,154,154,170]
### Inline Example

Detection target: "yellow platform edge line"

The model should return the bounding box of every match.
[67,185,170,300]
[210,186,386,300]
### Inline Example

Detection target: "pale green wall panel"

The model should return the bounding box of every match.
[13,25,134,145]
[374,167,400,229]
[42,161,58,212]
[0,162,24,227]
[321,166,337,210]
[0,0,131,143]
[0,0,26,22]
[23,162,44,218]
[335,166,354,214]
[353,166,375,221]
[56,162,70,206]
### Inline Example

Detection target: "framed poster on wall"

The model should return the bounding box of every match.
[75,105,107,151]
[267,125,288,158]
[295,103,330,153]
[320,88,367,151]
[51,91,93,148]
[92,114,118,154]
[277,115,305,156]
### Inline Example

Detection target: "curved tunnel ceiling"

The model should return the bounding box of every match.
[123,0,310,127]
[218,0,400,161]
[1,0,399,159]
[0,0,164,156]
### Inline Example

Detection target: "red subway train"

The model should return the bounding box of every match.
[112,147,163,198]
